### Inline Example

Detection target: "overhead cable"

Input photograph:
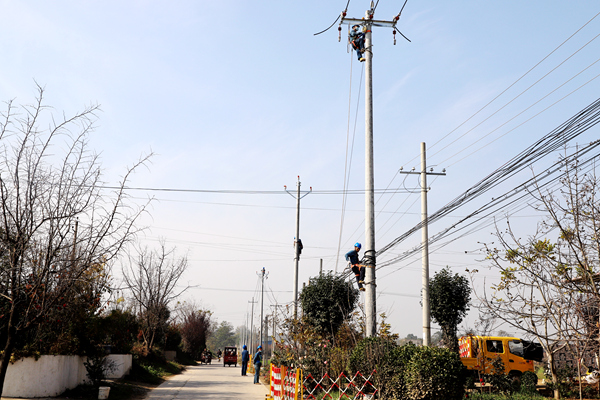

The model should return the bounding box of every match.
[377,96,600,258]
[378,139,600,268]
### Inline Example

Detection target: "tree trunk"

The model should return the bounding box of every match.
[547,353,560,400]
[0,324,16,397]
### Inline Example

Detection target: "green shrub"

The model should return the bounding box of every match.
[384,344,419,400]
[482,356,514,394]
[520,370,538,395]
[348,337,400,398]
[544,366,574,399]
[83,353,116,387]
[467,393,543,400]
[404,346,465,400]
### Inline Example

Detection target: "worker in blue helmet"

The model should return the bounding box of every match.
[349,25,366,62]
[241,345,249,376]
[253,345,263,384]
[345,242,365,291]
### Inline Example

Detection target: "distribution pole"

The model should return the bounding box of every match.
[249,297,256,350]
[363,5,377,338]
[340,1,404,338]
[420,143,430,346]
[244,313,248,347]
[272,302,277,358]
[285,177,311,319]
[258,267,267,349]
[398,142,446,345]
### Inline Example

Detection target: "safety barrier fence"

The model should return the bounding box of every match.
[269,364,377,400]
[270,364,302,400]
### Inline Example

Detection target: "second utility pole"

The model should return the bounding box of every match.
[259,267,267,349]
[285,177,311,319]
[398,142,446,345]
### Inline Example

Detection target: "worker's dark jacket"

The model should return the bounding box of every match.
[253,351,262,366]
[345,250,360,265]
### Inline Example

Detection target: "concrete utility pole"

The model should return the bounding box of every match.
[398,142,446,345]
[258,267,268,349]
[340,1,404,338]
[248,297,257,350]
[285,177,311,319]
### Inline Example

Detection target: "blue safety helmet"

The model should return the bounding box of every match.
[243,345,247,350]
[354,242,361,250]
[257,345,262,350]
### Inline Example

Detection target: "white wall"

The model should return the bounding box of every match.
[2,354,132,398]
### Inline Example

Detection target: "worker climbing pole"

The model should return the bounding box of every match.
[317,1,410,338]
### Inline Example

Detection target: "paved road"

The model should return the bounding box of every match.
[147,363,269,400]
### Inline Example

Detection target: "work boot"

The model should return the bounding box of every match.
[359,287,365,291]
[359,57,365,62]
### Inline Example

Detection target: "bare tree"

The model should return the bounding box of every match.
[0,85,150,394]
[473,156,600,399]
[123,241,188,352]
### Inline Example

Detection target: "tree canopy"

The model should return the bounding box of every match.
[299,272,359,336]
[429,267,471,353]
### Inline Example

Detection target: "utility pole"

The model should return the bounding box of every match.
[249,297,257,350]
[258,267,268,349]
[285,177,311,319]
[340,1,406,338]
[272,305,276,357]
[398,142,446,345]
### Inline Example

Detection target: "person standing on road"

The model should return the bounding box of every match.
[241,345,249,376]
[253,345,263,384]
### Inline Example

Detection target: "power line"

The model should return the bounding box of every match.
[361,12,600,236]
[189,285,291,293]
[337,55,365,273]
[99,186,417,195]
[377,97,600,258]
[428,10,600,156]
[378,139,600,269]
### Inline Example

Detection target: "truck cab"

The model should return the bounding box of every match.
[459,335,543,378]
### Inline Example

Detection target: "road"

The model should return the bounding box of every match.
[147,363,269,400]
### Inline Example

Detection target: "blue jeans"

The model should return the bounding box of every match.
[353,38,365,59]
[254,363,261,383]
[241,360,248,375]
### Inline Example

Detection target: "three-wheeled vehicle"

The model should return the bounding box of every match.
[200,350,212,365]
[223,346,237,367]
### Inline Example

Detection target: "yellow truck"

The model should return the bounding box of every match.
[459,335,544,379]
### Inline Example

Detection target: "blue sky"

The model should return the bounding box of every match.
[1,1,599,340]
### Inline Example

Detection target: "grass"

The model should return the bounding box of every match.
[126,357,185,384]
[59,355,187,399]
[61,380,153,400]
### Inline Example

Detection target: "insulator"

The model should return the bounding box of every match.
[393,30,396,45]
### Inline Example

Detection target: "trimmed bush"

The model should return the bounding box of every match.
[349,337,401,398]
[520,370,538,395]
[385,344,419,400]
[404,346,465,400]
